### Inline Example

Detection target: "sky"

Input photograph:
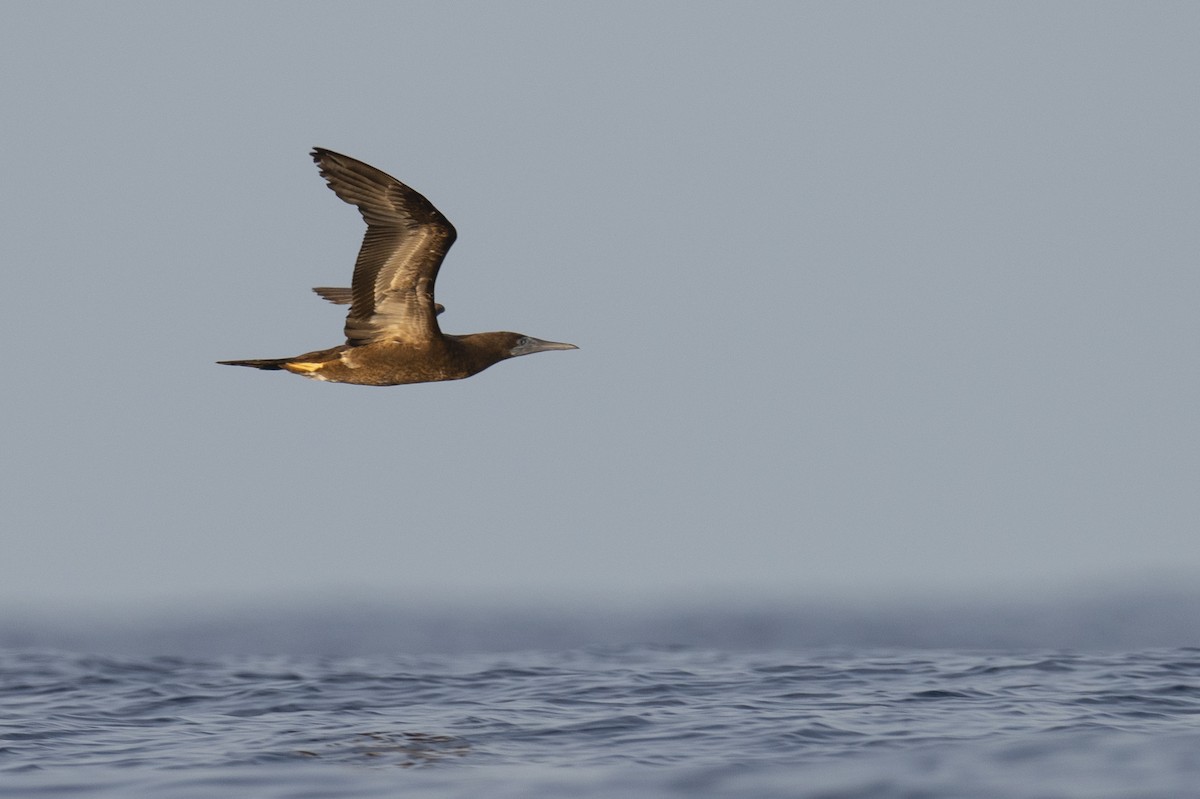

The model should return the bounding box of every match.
[1,2,1198,616]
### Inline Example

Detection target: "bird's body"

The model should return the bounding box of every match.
[219,148,576,385]
[226,333,555,386]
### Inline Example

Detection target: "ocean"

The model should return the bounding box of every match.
[2,591,1199,798]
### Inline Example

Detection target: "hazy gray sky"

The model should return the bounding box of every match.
[2,2,1197,614]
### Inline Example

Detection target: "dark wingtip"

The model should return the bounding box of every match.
[312,286,352,305]
[311,147,340,170]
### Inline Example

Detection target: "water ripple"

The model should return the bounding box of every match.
[2,647,1200,797]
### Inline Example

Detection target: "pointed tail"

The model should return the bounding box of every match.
[217,358,291,370]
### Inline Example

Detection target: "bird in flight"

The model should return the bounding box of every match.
[219,148,576,385]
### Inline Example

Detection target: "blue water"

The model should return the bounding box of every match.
[3,595,1199,798]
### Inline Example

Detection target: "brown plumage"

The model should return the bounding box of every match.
[218,148,576,386]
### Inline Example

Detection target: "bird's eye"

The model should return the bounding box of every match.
[516,337,531,347]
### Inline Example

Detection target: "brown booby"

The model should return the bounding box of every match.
[218,148,576,386]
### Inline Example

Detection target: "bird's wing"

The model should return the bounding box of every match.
[312,286,445,316]
[311,148,457,345]
[311,286,353,305]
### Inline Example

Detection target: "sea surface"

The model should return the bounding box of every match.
[3,592,1199,798]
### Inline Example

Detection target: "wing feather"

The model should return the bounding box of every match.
[311,148,457,345]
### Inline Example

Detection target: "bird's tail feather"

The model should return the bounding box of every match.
[217,358,291,370]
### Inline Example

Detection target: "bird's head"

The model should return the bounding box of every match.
[505,333,579,358]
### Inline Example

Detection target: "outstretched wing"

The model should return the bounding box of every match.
[311,148,457,345]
